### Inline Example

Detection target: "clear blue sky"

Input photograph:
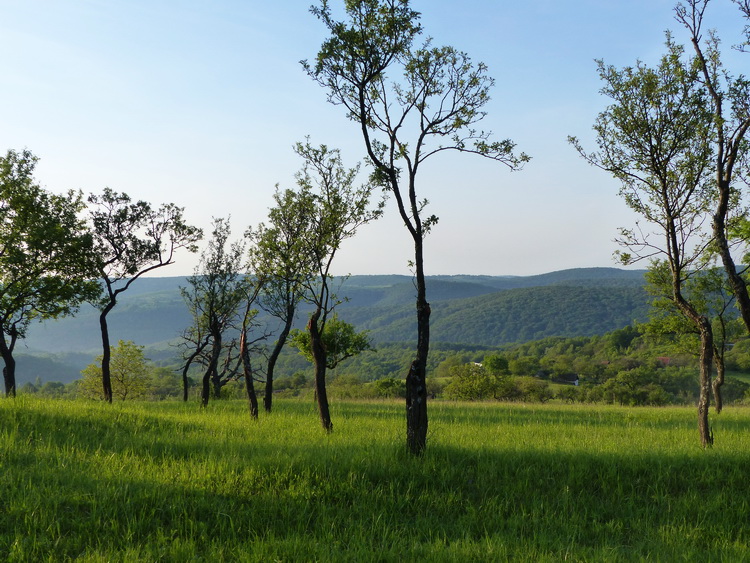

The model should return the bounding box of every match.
[0,1,745,276]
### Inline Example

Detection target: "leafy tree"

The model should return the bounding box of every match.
[508,356,540,377]
[515,377,554,403]
[675,1,750,332]
[179,217,249,407]
[305,0,528,454]
[443,363,497,401]
[483,354,509,375]
[0,150,100,397]
[374,377,406,398]
[290,313,372,370]
[150,366,185,400]
[78,340,152,401]
[571,37,717,445]
[291,140,381,432]
[642,264,742,412]
[88,188,201,403]
[248,188,314,413]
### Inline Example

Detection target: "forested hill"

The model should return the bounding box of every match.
[22,267,649,369]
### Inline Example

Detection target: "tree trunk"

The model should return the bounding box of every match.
[0,328,16,398]
[668,260,714,447]
[308,309,332,433]
[406,240,429,455]
[212,376,222,399]
[200,371,211,407]
[2,359,15,399]
[697,318,714,448]
[264,307,295,413]
[240,329,259,419]
[201,332,222,407]
[181,345,204,402]
[99,306,115,403]
[181,362,191,402]
[713,191,750,333]
[712,353,725,414]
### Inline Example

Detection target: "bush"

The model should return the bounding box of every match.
[556,386,581,403]
[374,377,406,398]
[515,377,553,403]
[444,363,496,401]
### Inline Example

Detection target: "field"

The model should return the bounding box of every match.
[2,397,750,561]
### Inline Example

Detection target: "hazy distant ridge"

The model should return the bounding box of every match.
[18,268,649,384]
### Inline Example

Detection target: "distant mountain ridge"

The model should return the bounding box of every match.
[18,267,649,384]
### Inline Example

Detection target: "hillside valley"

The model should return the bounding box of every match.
[17,267,649,384]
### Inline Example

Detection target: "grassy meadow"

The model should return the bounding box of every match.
[2,397,750,561]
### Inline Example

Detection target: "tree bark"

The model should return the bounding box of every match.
[697,319,714,448]
[201,333,222,407]
[99,305,115,403]
[712,190,750,333]
[672,263,713,447]
[1,360,15,399]
[406,240,429,455]
[712,353,725,415]
[308,309,332,433]
[240,330,259,420]
[0,327,16,398]
[264,305,295,413]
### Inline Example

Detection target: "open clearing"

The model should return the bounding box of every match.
[2,397,749,561]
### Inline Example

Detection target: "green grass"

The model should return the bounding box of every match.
[2,397,750,561]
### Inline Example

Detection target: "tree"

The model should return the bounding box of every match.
[289,313,372,369]
[238,295,267,420]
[306,0,528,454]
[443,363,497,401]
[675,1,750,333]
[89,188,201,404]
[248,188,315,413]
[483,354,509,375]
[292,140,381,432]
[570,37,718,446]
[179,217,248,407]
[78,340,152,401]
[374,377,406,398]
[0,150,100,397]
[641,264,742,413]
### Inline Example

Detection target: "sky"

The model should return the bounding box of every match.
[0,0,746,277]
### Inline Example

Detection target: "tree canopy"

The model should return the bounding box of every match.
[0,149,99,397]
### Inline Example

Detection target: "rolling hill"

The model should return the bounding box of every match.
[16,267,650,384]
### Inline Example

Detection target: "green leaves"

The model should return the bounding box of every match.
[290,313,372,370]
[0,149,99,339]
[88,188,202,294]
[306,0,528,243]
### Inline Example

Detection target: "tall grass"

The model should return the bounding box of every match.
[2,396,749,561]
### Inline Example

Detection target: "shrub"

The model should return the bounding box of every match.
[374,377,406,398]
[444,363,496,401]
[515,376,553,403]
